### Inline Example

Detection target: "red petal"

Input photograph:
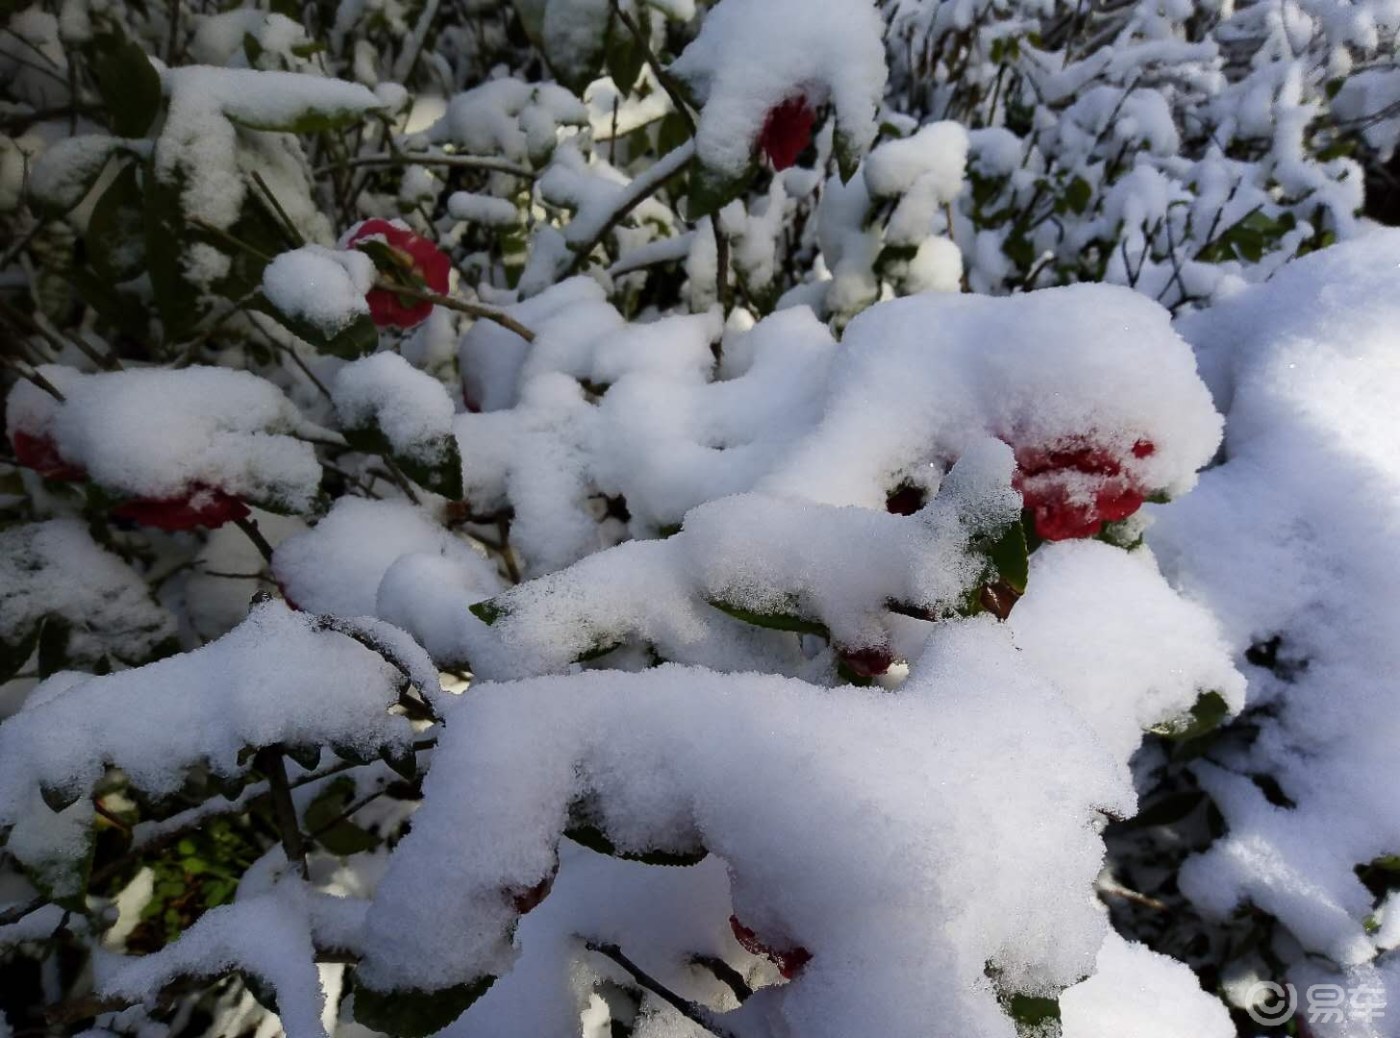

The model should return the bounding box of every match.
[346,220,451,329]
[10,430,86,482]
[839,645,895,678]
[111,486,250,531]
[758,97,816,171]
[729,914,811,979]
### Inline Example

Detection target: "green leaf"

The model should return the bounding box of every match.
[89,32,162,138]
[40,781,82,813]
[71,266,148,337]
[469,599,507,625]
[1123,790,1209,829]
[37,616,70,678]
[980,519,1028,594]
[241,971,280,1014]
[249,293,379,359]
[86,162,146,283]
[565,823,708,867]
[1007,992,1061,1028]
[604,9,646,95]
[29,136,123,215]
[707,599,829,638]
[833,123,863,184]
[380,745,418,781]
[686,161,751,221]
[0,623,41,683]
[144,164,200,341]
[305,778,381,856]
[284,744,322,771]
[539,0,610,95]
[1150,689,1231,743]
[1063,176,1092,216]
[656,111,691,159]
[224,105,378,135]
[352,975,497,1037]
[342,425,464,500]
[574,639,623,664]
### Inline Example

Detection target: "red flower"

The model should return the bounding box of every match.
[1012,439,1155,541]
[839,645,895,679]
[729,914,812,979]
[757,97,816,171]
[111,485,250,532]
[9,430,86,482]
[344,219,451,330]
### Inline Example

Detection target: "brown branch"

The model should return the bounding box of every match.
[375,281,537,342]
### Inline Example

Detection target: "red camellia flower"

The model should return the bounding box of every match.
[344,219,451,330]
[9,430,86,482]
[729,914,812,979]
[111,485,250,532]
[757,96,817,171]
[1012,438,1155,541]
[839,645,895,679]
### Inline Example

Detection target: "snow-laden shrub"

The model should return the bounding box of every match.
[1,0,1398,1036]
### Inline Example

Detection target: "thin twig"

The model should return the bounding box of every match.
[375,281,537,341]
[254,746,310,880]
[0,354,65,401]
[313,153,536,179]
[250,171,304,249]
[586,941,740,1038]
[562,138,696,278]
[233,515,275,566]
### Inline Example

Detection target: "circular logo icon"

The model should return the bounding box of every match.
[1245,981,1298,1026]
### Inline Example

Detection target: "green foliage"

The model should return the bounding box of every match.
[352,974,498,1037]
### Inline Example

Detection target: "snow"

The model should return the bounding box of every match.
[331,352,455,464]
[361,620,1131,1036]
[670,0,888,177]
[426,78,588,167]
[864,120,968,201]
[0,601,415,883]
[6,366,323,511]
[156,67,379,282]
[0,520,177,668]
[263,245,374,335]
[763,283,1222,510]
[273,497,501,619]
[1060,933,1234,1038]
[95,881,329,1038]
[1009,540,1244,764]
[1148,230,1400,972]
[447,190,520,227]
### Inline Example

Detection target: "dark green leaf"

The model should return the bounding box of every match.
[37,616,70,678]
[249,293,379,359]
[1064,176,1092,215]
[707,599,828,638]
[1150,689,1231,743]
[605,10,646,95]
[90,32,162,138]
[144,164,200,340]
[1007,992,1061,1028]
[380,745,418,781]
[565,824,708,867]
[285,744,322,771]
[352,974,497,1037]
[686,161,750,220]
[469,599,507,625]
[40,780,82,813]
[656,111,691,159]
[86,162,146,283]
[0,624,41,683]
[980,520,1028,594]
